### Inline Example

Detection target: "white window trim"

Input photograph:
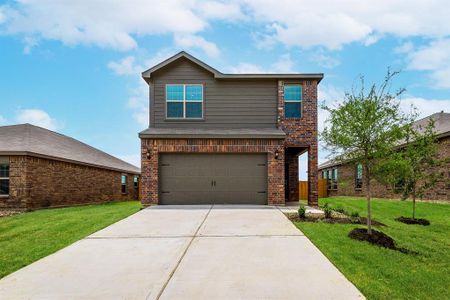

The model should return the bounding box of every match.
[284,84,302,118]
[0,158,9,197]
[166,84,203,119]
[121,174,128,194]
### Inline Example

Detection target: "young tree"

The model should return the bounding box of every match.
[321,71,410,235]
[377,119,440,220]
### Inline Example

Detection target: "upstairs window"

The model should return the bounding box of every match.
[121,175,127,194]
[355,164,363,190]
[0,157,9,196]
[284,85,302,118]
[166,84,203,119]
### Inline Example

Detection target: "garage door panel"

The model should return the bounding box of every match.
[215,177,266,191]
[214,191,266,205]
[161,191,216,205]
[159,154,267,205]
[161,177,212,192]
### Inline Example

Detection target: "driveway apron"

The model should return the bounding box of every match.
[0,205,364,299]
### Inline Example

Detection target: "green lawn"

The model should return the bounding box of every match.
[294,197,450,300]
[0,201,142,279]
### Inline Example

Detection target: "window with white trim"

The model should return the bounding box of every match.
[166,84,203,119]
[0,157,9,196]
[284,84,302,118]
[121,175,127,194]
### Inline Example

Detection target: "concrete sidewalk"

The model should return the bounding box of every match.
[0,205,364,299]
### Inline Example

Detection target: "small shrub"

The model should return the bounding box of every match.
[323,203,332,219]
[298,206,306,218]
[351,211,360,218]
[335,206,346,214]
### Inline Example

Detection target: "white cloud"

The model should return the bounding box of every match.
[399,97,450,119]
[23,36,38,54]
[116,153,140,168]
[318,84,345,132]
[174,34,219,58]
[244,0,450,50]
[16,108,60,130]
[405,39,450,89]
[0,0,241,56]
[196,1,244,21]
[394,41,414,54]
[127,80,149,126]
[309,51,340,69]
[226,53,295,73]
[107,56,141,76]
[0,115,7,125]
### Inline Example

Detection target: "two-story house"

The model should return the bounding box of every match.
[139,52,323,206]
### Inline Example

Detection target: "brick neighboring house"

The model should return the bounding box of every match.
[319,111,450,201]
[0,124,140,210]
[139,51,323,206]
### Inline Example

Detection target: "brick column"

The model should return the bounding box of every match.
[140,139,159,205]
[268,145,285,205]
[286,153,299,202]
[307,141,318,206]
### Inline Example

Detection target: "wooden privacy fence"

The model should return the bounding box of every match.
[299,179,328,200]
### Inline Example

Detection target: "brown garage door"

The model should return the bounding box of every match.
[159,153,267,205]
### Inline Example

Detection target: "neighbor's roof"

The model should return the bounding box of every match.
[139,127,286,139]
[0,124,140,174]
[141,51,324,83]
[413,111,450,138]
[318,111,450,170]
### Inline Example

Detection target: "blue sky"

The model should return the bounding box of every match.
[1,1,449,178]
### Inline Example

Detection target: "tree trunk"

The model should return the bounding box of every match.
[412,192,416,220]
[365,164,372,235]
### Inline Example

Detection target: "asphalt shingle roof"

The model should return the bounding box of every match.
[139,127,286,139]
[0,124,140,174]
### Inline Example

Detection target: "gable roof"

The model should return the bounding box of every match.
[318,111,450,170]
[0,124,140,174]
[141,51,324,83]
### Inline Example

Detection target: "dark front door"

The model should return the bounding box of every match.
[159,153,267,205]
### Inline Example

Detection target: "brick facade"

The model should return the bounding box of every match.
[277,80,319,206]
[320,136,450,201]
[140,79,320,207]
[140,138,285,205]
[1,155,139,210]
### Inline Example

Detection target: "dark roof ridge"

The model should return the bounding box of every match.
[141,51,324,82]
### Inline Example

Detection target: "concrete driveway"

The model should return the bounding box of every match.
[0,205,364,299]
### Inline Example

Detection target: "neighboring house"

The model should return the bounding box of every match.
[0,124,140,210]
[139,51,323,206]
[319,111,450,201]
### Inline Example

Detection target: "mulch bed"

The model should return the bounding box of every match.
[396,216,430,226]
[287,214,385,226]
[348,228,417,254]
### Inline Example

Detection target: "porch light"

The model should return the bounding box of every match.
[146,150,151,159]
[274,150,280,160]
